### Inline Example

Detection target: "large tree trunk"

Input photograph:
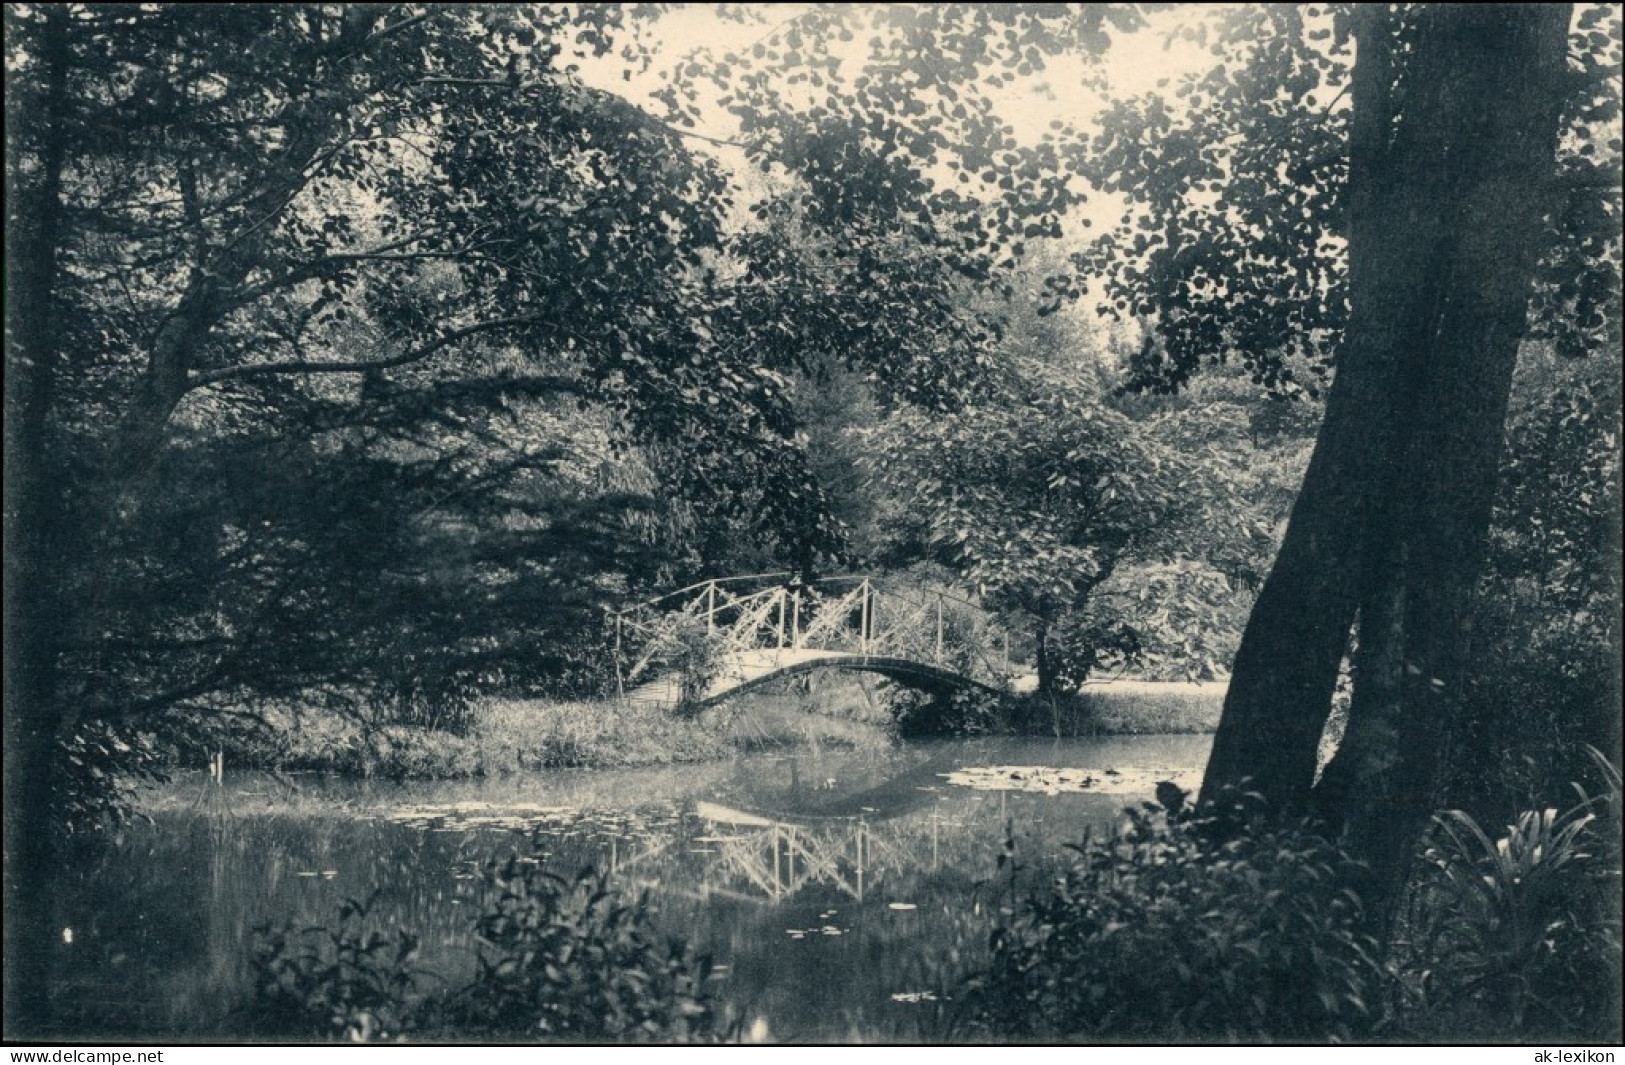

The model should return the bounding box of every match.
[1200,4,1426,812]
[1314,4,1573,912]
[4,8,73,1035]
[1204,4,1573,911]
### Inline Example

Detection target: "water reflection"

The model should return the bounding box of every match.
[45,733,1212,1041]
[651,802,911,903]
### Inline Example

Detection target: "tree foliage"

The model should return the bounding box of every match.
[5,3,855,751]
[865,348,1269,691]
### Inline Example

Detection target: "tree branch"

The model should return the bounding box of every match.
[185,316,551,389]
[231,228,454,302]
[361,10,438,50]
[414,76,515,89]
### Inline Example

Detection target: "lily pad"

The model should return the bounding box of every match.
[939,765,1201,796]
[379,802,577,831]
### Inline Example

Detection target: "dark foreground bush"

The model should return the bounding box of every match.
[960,800,1382,1042]
[1394,748,1622,1042]
[961,753,1623,1044]
[253,896,429,1042]
[457,858,717,1040]
[253,838,719,1043]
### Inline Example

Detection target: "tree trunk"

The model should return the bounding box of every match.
[1203,3,1574,869]
[4,7,73,1034]
[1314,3,1574,913]
[1034,597,1066,696]
[1034,623,1056,695]
[1200,4,1422,812]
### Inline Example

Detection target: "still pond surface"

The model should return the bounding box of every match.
[47,731,1212,1042]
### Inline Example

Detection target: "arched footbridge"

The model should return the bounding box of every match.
[611,574,1023,708]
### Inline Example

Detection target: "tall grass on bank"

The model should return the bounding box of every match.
[985,680,1227,737]
[1067,680,1228,734]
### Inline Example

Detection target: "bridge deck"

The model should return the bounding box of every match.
[624,647,1008,708]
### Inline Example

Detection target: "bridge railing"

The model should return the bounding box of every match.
[609,574,1018,698]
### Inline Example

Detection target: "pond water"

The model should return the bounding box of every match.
[44,730,1212,1042]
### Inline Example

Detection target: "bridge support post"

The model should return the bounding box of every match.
[614,613,625,699]
[860,580,871,656]
[791,591,801,648]
[706,581,716,634]
[776,590,785,650]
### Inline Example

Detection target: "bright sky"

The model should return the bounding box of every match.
[567,4,1242,355]
[574,4,1227,234]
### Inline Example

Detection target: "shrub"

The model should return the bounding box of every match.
[888,686,1016,737]
[455,861,718,1042]
[961,800,1381,1042]
[252,896,430,1043]
[1397,749,1622,1041]
[253,845,720,1043]
[1457,351,1621,824]
[55,720,167,842]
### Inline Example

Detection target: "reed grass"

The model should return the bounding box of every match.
[1066,679,1228,734]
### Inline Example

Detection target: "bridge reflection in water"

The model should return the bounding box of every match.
[613,800,947,905]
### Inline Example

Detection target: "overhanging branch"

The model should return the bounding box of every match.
[185,316,551,390]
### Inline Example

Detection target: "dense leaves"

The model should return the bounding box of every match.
[1452,343,1622,816]
[254,853,719,1043]
[963,798,1382,1041]
[5,3,850,753]
[462,859,717,1040]
[864,353,1274,691]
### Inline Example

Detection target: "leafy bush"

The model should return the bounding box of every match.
[252,896,430,1043]
[457,861,718,1041]
[625,614,732,712]
[54,720,167,842]
[1456,349,1621,821]
[253,846,720,1043]
[1039,612,1144,693]
[1397,749,1622,1041]
[671,618,730,711]
[888,686,1016,737]
[961,799,1381,1042]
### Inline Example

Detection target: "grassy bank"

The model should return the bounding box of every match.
[212,676,1222,778]
[958,679,1227,738]
[1065,678,1228,734]
[220,697,728,777]
[221,674,901,778]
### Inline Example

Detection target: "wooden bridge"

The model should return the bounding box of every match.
[611,573,1017,708]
